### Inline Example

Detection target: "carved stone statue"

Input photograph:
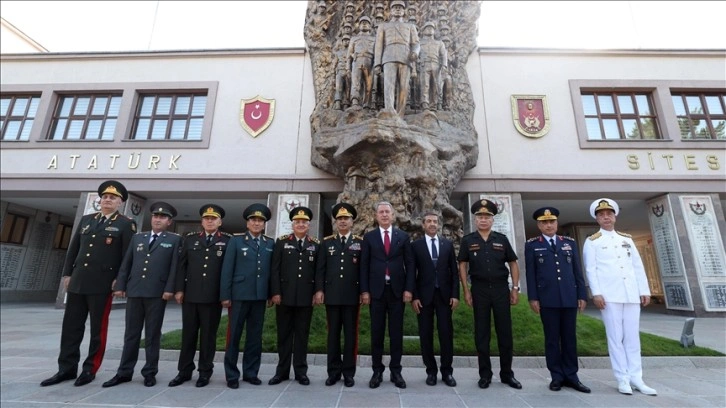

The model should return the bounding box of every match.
[333,35,351,111]
[348,16,375,109]
[418,21,447,111]
[373,0,419,118]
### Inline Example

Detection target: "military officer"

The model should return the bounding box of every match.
[169,204,231,388]
[583,198,656,396]
[41,180,136,387]
[103,202,181,388]
[220,203,275,389]
[524,207,590,393]
[458,199,522,390]
[317,203,362,387]
[268,206,322,386]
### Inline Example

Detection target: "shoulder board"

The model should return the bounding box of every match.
[309,237,320,244]
[278,234,290,240]
[168,232,181,236]
[353,234,363,240]
[526,237,539,243]
[561,235,576,242]
[323,234,336,240]
[233,233,245,236]
[588,231,602,241]
[616,231,632,238]
[185,231,198,237]
[263,234,274,240]
[220,231,234,237]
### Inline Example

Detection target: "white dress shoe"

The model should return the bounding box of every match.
[631,381,657,395]
[618,381,633,394]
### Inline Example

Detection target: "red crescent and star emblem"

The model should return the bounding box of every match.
[240,95,275,138]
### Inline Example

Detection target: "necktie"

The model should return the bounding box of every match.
[341,235,346,246]
[384,230,391,279]
[431,237,439,288]
[150,233,158,247]
[206,234,212,245]
[549,238,556,251]
[298,239,304,251]
[97,216,107,230]
[253,237,259,248]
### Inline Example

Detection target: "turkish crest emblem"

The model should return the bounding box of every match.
[689,201,707,215]
[651,204,664,217]
[511,95,550,138]
[240,95,275,138]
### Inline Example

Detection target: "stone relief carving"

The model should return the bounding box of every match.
[305,0,481,240]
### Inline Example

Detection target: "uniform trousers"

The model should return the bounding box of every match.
[383,62,411,115]
[417,287,454,376]
[224,300,266,381]
[117,297,167,378]
[274,304,313,378]
[325,304,360,378]
[58,292,113,375]
[370,285,404,375]
[178,301,222,377]
[600,302,643,383]
[540,307,579,382]
[472,283,514,380]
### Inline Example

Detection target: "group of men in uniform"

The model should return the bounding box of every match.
[40,179,656,396]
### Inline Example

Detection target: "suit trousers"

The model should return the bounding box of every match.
[370,285,404,375]
[274,304,314,378]
[472,284,514,380]
[417,288,454,376]
[58,292,113,375]
[600,302,643,383]
[325,304,360,378]
[540,307,579,382]
[117,297,167,378]
[178,301,222,377]
[224,300,266,381]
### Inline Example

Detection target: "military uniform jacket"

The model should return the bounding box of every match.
[525,235,587,308]
[62,211,136,295]
[219,232,274,302]
[374,20,420,66]
[583,229,650,303]
[457,231,518,284]
[176,230,231,303]
[270,234,322,307]
[114,231,181,297]
[317,234,362,306]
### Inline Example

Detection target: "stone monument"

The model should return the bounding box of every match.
[305,0,481,240]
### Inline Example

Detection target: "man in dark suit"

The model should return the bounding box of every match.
[408,211,459,387]
[268,206,322,386]
[103,202,181,388]
[317,203,362,387]
[41,180,136,387]
[525,207,589,394]
[360,201,414,389]
[169,204,231,388]
[220,203,274,389]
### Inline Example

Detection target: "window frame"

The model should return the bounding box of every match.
[1,213,29,244]
[1,93,41,142]
[130,92,208,141]
[670,91,726,140]
[47,93,122,141]
[53,222,73,250]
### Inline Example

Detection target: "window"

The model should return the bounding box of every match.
[53,223,73,250]
[131,93,207,140]
[48,94,122,140]
[671,92,726,140]
[1,213,29,244]
[582,92,661,140]
[1,94,40,141]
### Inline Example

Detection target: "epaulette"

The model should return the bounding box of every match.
[220,231,233,237]
[353,234,363,240]
[168,232,181,236]
[185,231,198,237]
[309,236,320,244]
[616,231,632,238]
[263,234,273,241]
[234,233,245,236]
[526,237,539,243]
[324,234,336,240]
[561,235,576,242]
[278,234,290,240]
[588,231,602,241]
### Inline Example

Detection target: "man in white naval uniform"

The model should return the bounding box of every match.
[582,198,657,396]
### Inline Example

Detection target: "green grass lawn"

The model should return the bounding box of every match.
[159,293,722,357]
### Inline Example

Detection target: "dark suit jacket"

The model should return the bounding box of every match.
[270,234,322,306]
[114,230,181,297]
[360,226,414,299]
[176,230,232,303]
[317,233,362,306]
[63,211,136,295]
[408,235,459,305]
[525,235,587,308]
[219,232,275,302]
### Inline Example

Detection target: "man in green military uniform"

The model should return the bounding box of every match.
[268,206,322,386]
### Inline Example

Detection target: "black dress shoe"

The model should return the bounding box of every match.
[564,380,591,393]
[102,375,132,388]
[243,376,262,385]
[227,379,239,389]
[478,378,491,389]
[144,376,156,387]
[390,372,406,389]
[74,371,95,386]
[369,372,382,389]
[268,375,287,385]
[549,380,562,391]
[325,375,340,386]
[343,376,355,387]
[426,374,437,386]
[295,375,310,385]
[442,374,457,387]
[40,371,77,387]
[168,374,191,387]
[502,376,522,389]
[196,377,210,387]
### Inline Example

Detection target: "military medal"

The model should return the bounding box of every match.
[217,250,223,257]
[106,237,113,245]
[538,257,544,264]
